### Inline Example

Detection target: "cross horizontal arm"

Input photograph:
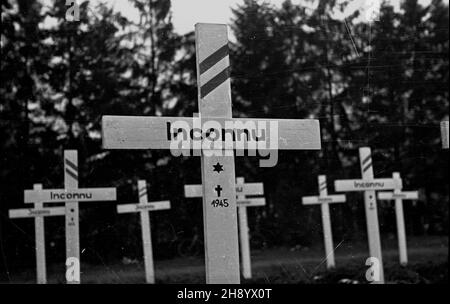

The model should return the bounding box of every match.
[24,188,117,204]
[378,191,419,200]
[302,195,346,205]
[237,198,266,207]
[9,207,66,218]
[335,178,402,192]
[117,201,171,213]
[102,116,321,151]
[185,183,264,198]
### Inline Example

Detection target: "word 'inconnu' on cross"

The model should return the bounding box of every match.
[301,175,346,269]
[377,172,418,266]
[9,184,65,284]
[102,23,321,284]
[23,150,117,284]
[334,147,402,284]
[117,180,171,284]
[185,177,265,279]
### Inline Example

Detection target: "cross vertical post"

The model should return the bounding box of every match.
[393,172,407,266]
[138,180,155,284]
[442,120,449,149]
[318,175,335,269]
[64,150,80,284]
[237,177,251,279]
[195,23,239,283]
[33,184,46,284]
[359,147,384,283]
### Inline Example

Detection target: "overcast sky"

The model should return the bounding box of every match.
[98,0,446,34]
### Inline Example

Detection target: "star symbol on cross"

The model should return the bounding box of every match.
[213,162,224,173]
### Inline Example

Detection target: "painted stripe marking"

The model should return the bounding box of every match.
[363,161,373,173]
[199,44,229,75]
[362,154,372,166]
[65,159,78,171]
[65,168,78,181]
[200,67,230,98]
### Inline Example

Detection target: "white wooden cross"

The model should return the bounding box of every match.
[442,120,449,149]
[334,147,402,284]
[116,180,170,284]
[185,177,265,279]
[23,150,116,284]
[377,172,418,266]
[102,23,321,283]
[9,184,65,284]
[301,175,346,269]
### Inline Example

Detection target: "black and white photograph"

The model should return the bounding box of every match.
[0,0,448,295]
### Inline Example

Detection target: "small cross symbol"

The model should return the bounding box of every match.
[214,185,223,197]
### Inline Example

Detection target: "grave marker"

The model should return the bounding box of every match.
[334,147,402,284]
[442,120,449,149]
[377,172,418,266]
[117,180,170,283]
[185,177,265,279]
[9,184,65,284]
[102,23,321,283]
[301,175,346,269]
[24,150,117,284]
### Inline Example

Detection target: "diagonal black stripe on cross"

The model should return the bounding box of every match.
[199,44,229,75]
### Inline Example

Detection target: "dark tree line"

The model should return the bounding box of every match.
[0,0,448,273]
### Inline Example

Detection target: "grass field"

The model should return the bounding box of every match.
[2,235,447,284]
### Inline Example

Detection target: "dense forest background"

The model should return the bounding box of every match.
[0,0,448,275]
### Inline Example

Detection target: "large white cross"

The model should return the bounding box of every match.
[23,150,117,284]
[442,120,449,149]
[377,172,418,266]
[301,175,346,269]
[185,177,265,279]
[9,184,65,284]
[334,147,402,284]
[102,23,321,283]
[116,180,170,284]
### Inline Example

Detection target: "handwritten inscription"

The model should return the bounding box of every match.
[136,204,157,211]
[318,197,333,203]
[28,209,51,216]
[354,181,385,189]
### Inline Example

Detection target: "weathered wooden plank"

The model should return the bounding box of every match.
[102,116,321,151]
[378,191,418,200]
[334,178,402,192]
[196,23,239,284]
[24,188,117,203]
[359,147,384,284]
